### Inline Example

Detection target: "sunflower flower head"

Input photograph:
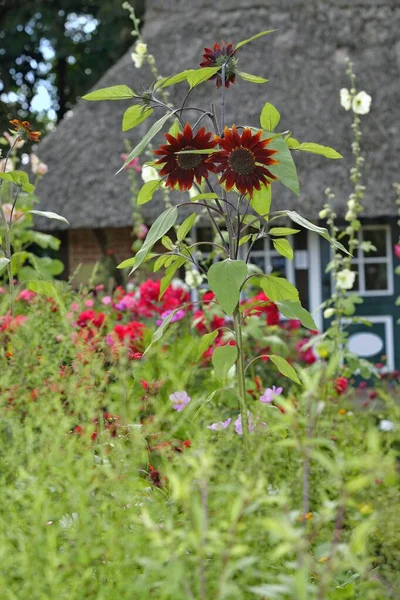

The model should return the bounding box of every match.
[9,119,41,143]
[200,41,237,88]
[213,126,278,196]
[154,123,218,191]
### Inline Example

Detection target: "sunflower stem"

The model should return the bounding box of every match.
[220,62,227,132]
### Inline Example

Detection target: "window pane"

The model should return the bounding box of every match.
[250,255,266,272]
[294,229,308,250]
[196,227,213,243]
[365,263,388,291]
[252,238,265,251]
[271,255,286,277]
[363,229,387,257]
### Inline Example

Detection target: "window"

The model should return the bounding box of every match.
[248,236,294,282]
[350,225,393,295]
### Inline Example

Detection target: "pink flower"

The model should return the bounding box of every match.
[260,386,283,404]
[70,302,80,312]
[207,417,231,430]
[102,296,112,306]
[169,391,191,412]
[120,154,141,172]
[16,289,36,302]
[84,299,94,308]
[95,284,104,291]
[0,287,5,294]
[135,223,148,240]
[394,244,400,259]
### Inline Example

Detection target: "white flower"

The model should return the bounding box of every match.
[141,164,160,183]
[319,208,329,219]
[131,42,147,69]
[171,277,189,291]
[352,91,372,115]
[345,210,355,221]
[185,269,203,288]
[379,419,395,432]
[323,308,335,319]
[340,88,352,111]
[347,199,357,211]
[336,269,356,290]
[135,42,147,55]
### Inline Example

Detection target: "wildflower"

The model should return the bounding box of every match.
[200,41,237,88]
[234,411,268,435]
[336,269,356,290]
[76,310,105,329]
[394,244,400,259]
[141,164,160,182]
[120,154,141,172]
[84,298,94,308]
[102,296,112,305]
[154,123,218,191]
[9,119,41,142]
[156,309,185,326]
[169,391,191,412]
[352,91,372,115]
[339,408,346,415]
[296,339,317,365]
[207,417,232,430]
[15,288,35,303]
[131,41,147,68]
[213,126,278,197]
[30,153,48,176]
[379,419,395,432]
[334,376,348,395]
[340,88,352,111]
[260,385,283,404]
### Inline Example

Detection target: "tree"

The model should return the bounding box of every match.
[0,0,145,129]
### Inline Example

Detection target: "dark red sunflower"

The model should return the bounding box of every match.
[154,123,218,191]
[212,126,279,196]
[200,41,237,88]
[9,119,41,142]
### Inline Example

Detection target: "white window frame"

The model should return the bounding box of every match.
[351,225,393,297]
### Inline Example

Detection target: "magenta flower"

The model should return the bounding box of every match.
[156,309,186,326]
[394,244,400,259]
[102,296,112,306]
[170,391,191,412]
[207,417,231,431]
[260,386,283,404]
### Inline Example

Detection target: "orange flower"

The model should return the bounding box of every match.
[9,119,41,142]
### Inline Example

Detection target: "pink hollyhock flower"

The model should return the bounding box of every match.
[102,296,112,305]
[394,244,400,259]
[120,154,141,172]
[117,294,136,311]
[169,391,191,412]
[260,386,283,404]
[156,309,185,326]
[207,417,231,430]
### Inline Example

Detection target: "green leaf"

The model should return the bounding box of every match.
[168,120,181,136]
[82,85,136,101]
[177,213,197,241]
[235,29,277,50]
[153,254,169,272]
[0,170,34,193]
[268,137,300,196]
[290,141,343,159]
[250,184,271,218]
[238,72,268,84]
[189,192,219,202]
[212,343,238,380]
[28,210,69,225]
[175,148,221,154]
[0,257,10,273]
[28,231,60,250]
[238,234,252,246]
[260,275,299,301]
[131,206,178,273]
[26,280,66,313]
[122,105,153,132]
[186,66,221,89]
[137,179,163,205]
[196,331,219,361]
[117,111,176,174]
[159,256,187,299]
[277,300,317,330]
[207,259,247,316]
[143,307,182,356]
[272,238,293,260]
[260,102,281,131]
[280,210,351,255]
[269,227,300,236]
[117,253,157,269]
[269,354,301,385]
[154,70,190,89]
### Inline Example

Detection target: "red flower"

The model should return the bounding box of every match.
[9,119,41,142]
[394,243,400,259]
[200,41,237,88]
[154,123,218,191]
[213,126,278,196]
[296,339,317,365]
[334,376,349,395]
[76,310,105,328]
[202,291,215,305]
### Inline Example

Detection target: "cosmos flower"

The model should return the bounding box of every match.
[200,41,237,88]
[169,391,191,412]
[260,386,283,404]
[9,119,41,142]
[154,123,218,191]
[213,126,278,196]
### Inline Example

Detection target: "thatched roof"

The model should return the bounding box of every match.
[34,0,400,231]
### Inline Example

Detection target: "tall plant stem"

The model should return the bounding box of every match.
[0,202,14,315]
[233,309,250,456]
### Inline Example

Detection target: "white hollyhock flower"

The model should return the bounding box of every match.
[185,269,203,288]
[131,42,147,68]
[340,88,352,111]
[323,308,335,318]
[141,164,160,183]
[352,91,372,115]
[336,269,356,290]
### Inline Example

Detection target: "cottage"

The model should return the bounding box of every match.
[34,0,400,367]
